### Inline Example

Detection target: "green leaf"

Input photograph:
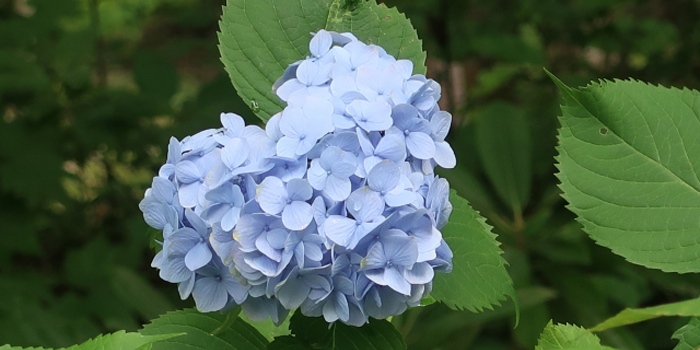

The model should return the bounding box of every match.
[589,297,700,332]
[139,308,269,350]
[548,70,700,273]
[535,321,617,350]
[271,311,406,350]
[672,317,700,350]
[475,101,533,214]
[218,0,426,122]
[431,192,517,314]
[239,314,290,342]
[0,331,182,350]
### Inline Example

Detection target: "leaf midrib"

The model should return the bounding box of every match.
[562,85,700,197]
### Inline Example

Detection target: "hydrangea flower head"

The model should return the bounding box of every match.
[140,29,455,326]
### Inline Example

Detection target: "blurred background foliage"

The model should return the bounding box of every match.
[1,0,700,349]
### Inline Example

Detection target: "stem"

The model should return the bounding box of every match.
[210,306,242,336]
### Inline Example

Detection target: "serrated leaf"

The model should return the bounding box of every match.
[218,0,426,122]
[548,70,700,273]
[589,296,700,332]
[431,192,517,314]
[475,101,533,213]
[240,314,290,342]
[672,317,700,350]
[0,331,182,350]
[272,311,405,350]
[535,321,617,350]
[139,308,268,350]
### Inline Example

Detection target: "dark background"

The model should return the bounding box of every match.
[1,0,699,349]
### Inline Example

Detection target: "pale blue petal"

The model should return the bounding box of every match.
[367,161,401,192]
[324,175,351,202]
[185,242,212,271]
[276,271,311,309]
[320,146,344,170]
[275,136,300,158]
[175,160,201,184]
[384,191,415,207]
[177,181,200,208]
[331,161,356,178]
[374,134,407,163]
[384,267,411,295]
[221,138,250,169]
[222,273,249,304]
[361,242,386,270]
[221,207,241,232]
[307,160,328,191]
[220,113,245,136]
[245,254,280,277]
[383,236,418,267]
[403,262,434,284]
[178,274,195,299]
[256,176,288,215]
[282,201,313,230]
[286,178,313,201]
[406,132,436,159]
[162,257,193,283]
[309,29,333,57]
[434,141,456,168]
[324,215,358,247]
[256,233,282,262]
[430,111,452,141]
[276,79,306,102]
[193,277,229,312]
[185,209,208,236]
[267,228,288,250]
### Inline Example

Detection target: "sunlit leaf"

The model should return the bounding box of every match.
[549,71,700,273]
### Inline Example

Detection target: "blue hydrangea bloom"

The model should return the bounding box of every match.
[140,29,455,326]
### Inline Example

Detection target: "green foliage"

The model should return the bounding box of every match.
[672,317,700,350]
[139,308,268,350]
[266,311,405,349]
[535,322,615,350]
[218,0,425,122]
[0,331,181,350]
[590,297,700,332]
[431,192,516,313]
[550,72,700,273]
[474,101,533,215]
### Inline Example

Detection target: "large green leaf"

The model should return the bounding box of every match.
[218,0,426,122]
[475,101,533,214]
[267,311,405,350]
[0,331,181,350]
[431,192,517,313]
[535,321,617,350]
[672,317,700,350]
[589,297,700,332]
[139,308,268,350]
[549,71,700,273]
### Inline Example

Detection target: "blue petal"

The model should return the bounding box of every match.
[256,233,282,262]
[276,268,311,309]
[256,176,288,215]
[361,242,386,270]
[193,276,229,312]
[324,175,351,202]
[324,215,358,247]
[374,134,407,163]
[384,266,411,295]
[307,160,328,191]
[286,178,313,202]
[367,161,401,192]
[406,132,436,159]
[403,262,434,284]
[185,242,212,271]
[220,138,250,169]
[175,160,201,184]
[282,201,313,230]
[309,29,333,57]
[434,141,456,168]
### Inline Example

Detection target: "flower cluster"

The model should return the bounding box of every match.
[140,30,455,326]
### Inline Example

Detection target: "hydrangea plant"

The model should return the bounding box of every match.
[140,30,456,326]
